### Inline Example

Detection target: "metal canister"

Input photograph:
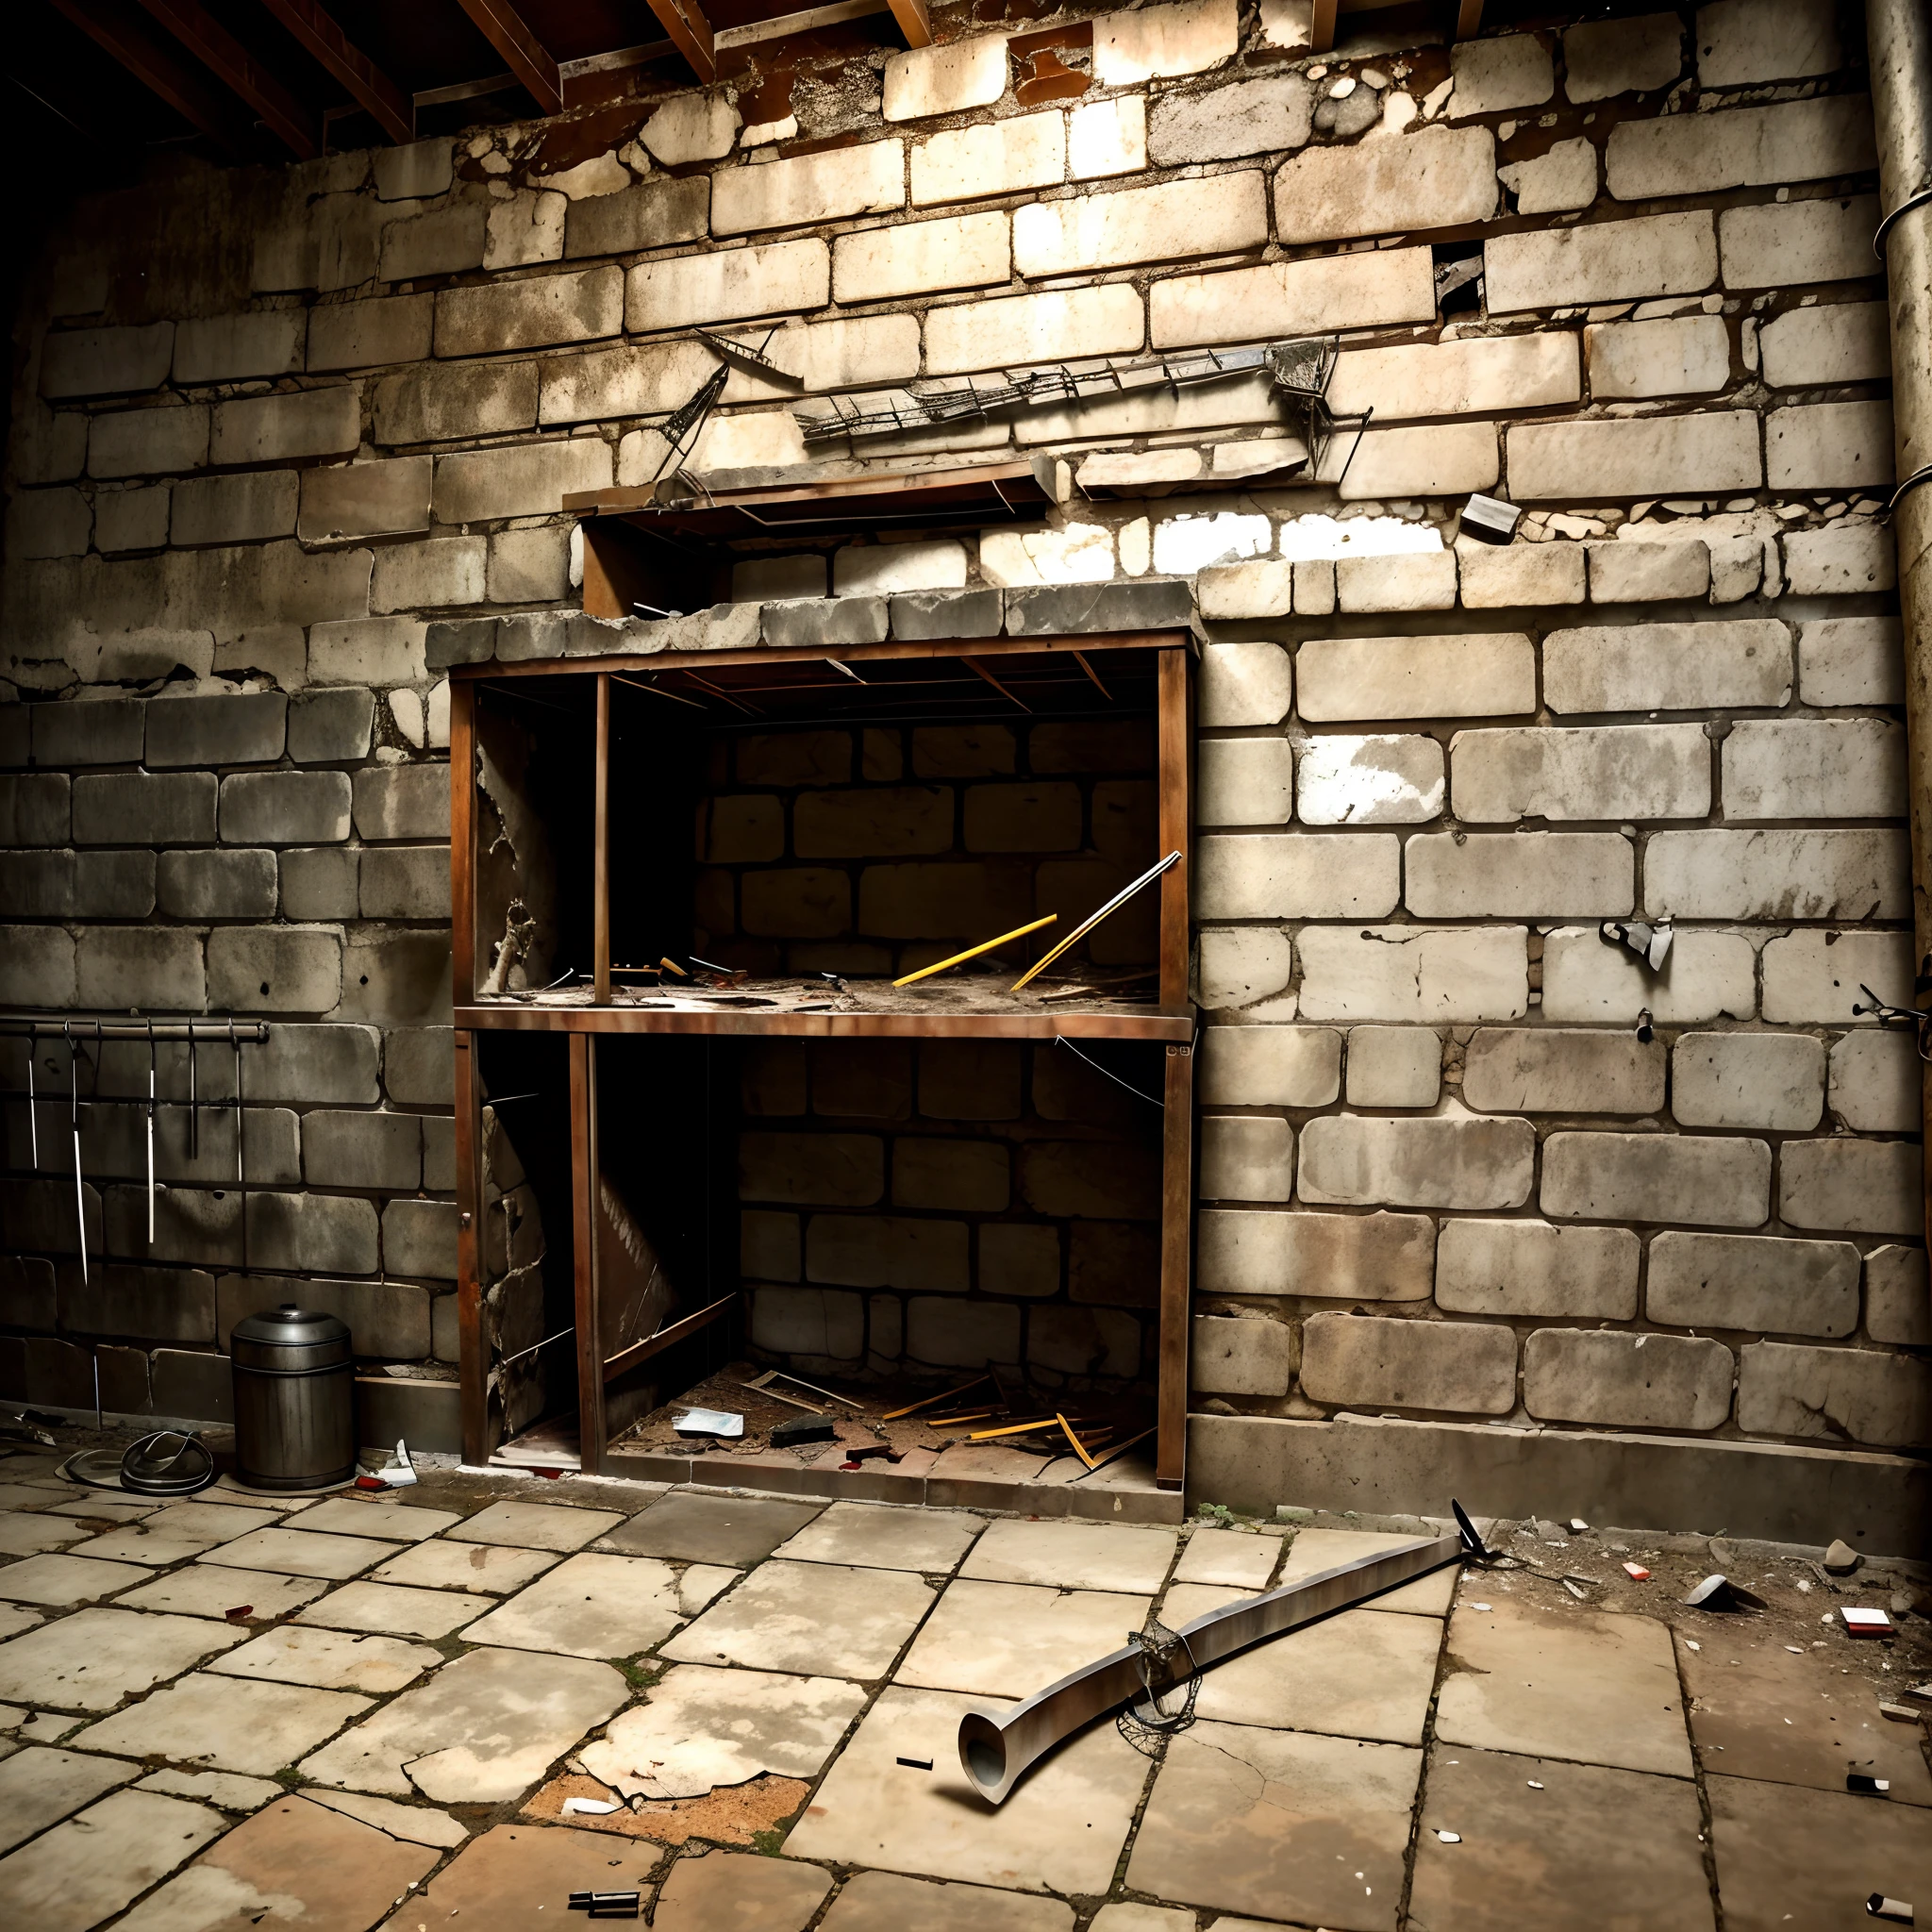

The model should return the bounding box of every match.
[229,1304,356,1491]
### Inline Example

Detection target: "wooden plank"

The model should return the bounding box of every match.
[1157,1041,1192,1491]
[454,0,563,117]
[259,0,412,142]
[134,0,318,156]
[888,0,935,47]
[1308,0,1339,53]
[450,628,1190,681]
[51,0,241,150]
[593,675,611,1008]
[569,1034,607,1474]
[602,1291,737,1383]
[457,1005,1195,1041]
[454,1029,487,1467]
[449,675,476,1008]
[1451,0,1485,39]
[1157,647,1191,1009]
[643,0,717,82]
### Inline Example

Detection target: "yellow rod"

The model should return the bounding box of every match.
[1010,852,1180,992]
[893,914,1057,988]
[968,1415,1092,1441]
[1057,1412,1099,1469]
[883,1374,991,1421]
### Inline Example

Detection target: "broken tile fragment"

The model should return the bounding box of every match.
[650,1846,832,1931]
[897,1578,1152,1698]
[1173,1525,1282,1590]
[369,1539,561,1594]
[460,1552,737,1659]
[0,1607,248,1711]
[0,1789,225,1932]
[444,1500,625,1551]
[135,1768,284,1813]
[70,1672,372,1775]
[294,1579,492,1640]
[374,1821,659,1930]
[663,1560,933,1680]
[303,1786,469,1846]
[0,1745,139,1854]
[207,1623,443,1694]
[279,1498,462,1541]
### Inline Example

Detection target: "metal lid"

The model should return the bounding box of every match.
[231,1302,353,1372]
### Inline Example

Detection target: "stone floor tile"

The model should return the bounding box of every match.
[787,1684,1148,1895]
[663,1560,934,1681]
[119,1793,439,1932]
[0,1483,71,1511]
[581,1663,867,1799]
[0,1605,42,1641]
[294,1580,493,1640]
[961,1520,1178,1593]
[1435,1597,1692,1777]
[67,1528,224,1566]
[138,1769,285,1813]
[0,1789,225,1932]
[375,1821,661,1931]
[1710,1772,1932,1930]
[142,1500,288,1541]
[304,1787,469,1847]
[772,1501,982,1574]
[461,1553,738,1661]
[1088,1907,1194,1932]
[198,1524,403,1579]
[72,1671,371,1774]
[821,1869,1076,1931]
[0,1552,154,1606]
[370,1539,562,1594]
[925,1442,1057,1484]
[0,1744,139,1854]
[896,1578,1151,1698]
[44,1495,158,1522]
[1275,1528,1457,1616]
[1677,1631,1932,1804]
[208,1623,443,1694]
[445,1499,625,1552]
[1174,1527,1283,1590]
[0,1510,89,1555]
[115,1565,327,1623]
[1193,1607,1443,1747]
[0,1606,249,1710]
[1159,1581,1256,1625]
[18,1711,80,1741]
[652,1846,831,1929]
[1125,1723,1422,1931]
[597,1491,825,1567]
[278,1497,463,1541]
[299,1646,626,1804]
[1409,1744,1712,1932]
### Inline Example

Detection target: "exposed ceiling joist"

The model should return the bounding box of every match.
[1452,0,1484,38]
[134,0,317,155]
[47,0,241,152]
[887,0,932,48]
[259,0,412,143]
[454,0,563,117]
[1308,0,1338,54]
[645,0,716,84]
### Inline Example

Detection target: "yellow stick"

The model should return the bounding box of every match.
[1057,1412,1098,1469]
[883,1374,991,1422]
[969,1415,1091,1441]
[893,914,1057,988]
[1010,852,1180,992]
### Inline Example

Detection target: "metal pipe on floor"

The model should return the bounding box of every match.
[1868,0,1932,1252]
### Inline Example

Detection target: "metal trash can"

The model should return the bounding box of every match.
[230,1304,356,1491]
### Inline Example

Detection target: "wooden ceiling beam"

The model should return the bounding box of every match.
[259,0,412,143]
[643,0,716,85]
[47,0,241,152]
[453,0,564,117]
[888,0,933,48]
[134,0,317,155]
[1451,0,1484,39]
[1308,0,1338,54]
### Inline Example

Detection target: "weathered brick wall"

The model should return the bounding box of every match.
[1,0,1926,1507]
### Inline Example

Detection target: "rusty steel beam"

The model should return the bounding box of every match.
[48,0,241,150]
[644,0,716,83]
[259,0,411,142]
[454,0,563,116]
[135,0,317,155]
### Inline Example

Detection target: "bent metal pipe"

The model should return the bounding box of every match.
[958,1528,1466,1807]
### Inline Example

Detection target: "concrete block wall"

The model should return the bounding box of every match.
[1,0,1926,1515]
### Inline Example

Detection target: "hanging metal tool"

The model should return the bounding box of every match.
[25,1022,37,1171]
[145,1020,157,1245]
[646,361,729,497]
[231,1020,247,1277]
[187,1024,198,1159]
[65,1021,85,1286]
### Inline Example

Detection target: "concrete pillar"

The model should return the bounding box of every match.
[1868,0,1932,1249]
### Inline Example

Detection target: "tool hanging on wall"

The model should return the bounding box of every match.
[188,1024,198,1160]
[145,1021,158,1244]
[25,1026,37,1171]
[231,1020,248,1276]
[65,1021,85,1286]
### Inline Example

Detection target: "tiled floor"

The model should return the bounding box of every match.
[0,1443,1924,1931]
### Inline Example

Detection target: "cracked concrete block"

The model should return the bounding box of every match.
[1296,633,1536,722]
[434,267,624,358]
[94,485,172,554]
[297,458,432,544]
[1509,411,1759,499]
[1437,1218,1638,1319]
[926,285,1143,375]
[1544,620,1789,712]
[1588,540,1710,603]
[832,541,966,598]
[1092,0,1238,84]
[1451,724,1708,823]
[1827,1029,1920,1134]
[1017,173,1267,276]
[174,312,305,385]
[562,178,708,260]
[1298,925,1526,1024]
[1645,828,1909,921]
[1607,95,1876,199]
[1721,194,1877,290]
[1276,125,1494,244]
[1407,830,1632,919]
[333,928,451,1025]
[210,388,359,467]
[1300,1108,1536,1210]
[376,540,488,615]
[208,925,343,1013]
[1200,1117,1293,1203]
[626,237,829,331]
[1586,314,1731,401]
[75,772,216,846]
[170,472,300,547]
[1303,1311,1515,1412]
[1795,617,1903,708]
[891,589,1003,641]
[1450,34,1555,115]
[1736,1340,1931,1448]
[487,527,570,604]
[88,404,209,479]
[1865,1245,1932,1347]
[1486,210,1714,313]
[1151,74,1311,166]
[833,212,1010,304]
[1331,335,1579,422]
[1779,1137,1920,1236]
[1464,1027,1665,1115]
[1760,299,1890,389]
[1335,552,1458,614]
[1152,246,1434,348]
[1199,643,1291,726]
[715,142,904,236]
[145,693,287,769]
[375,140,452,201]
[1199,1024,1341,1107]
[307,292,434,373]
[1562,12,1682,100]
[1197,1206,1434,1301]
[884,33,1008,121]
[1782,523,1894,596]
[1524,1328,1730,1431]
[375,360,536,446]
[157,849,278,922]
[1499,138,1598,214]
[76,927,206,1010]
[1197,739,1292,826]
[1542,1130,1771,1226]
[221,771,352,846]
[1344,1027,1440,1108]
[1766,400,1894,491]
[385,1027,453,1108]
[379,201,486,280]
[640,92,740,164]
[1723,718,1904,821]
[911,111,1063,205]
[1295,735,1443,825]
[1197,832,1400,919]
[42,323,175,398]
[1672,1032,1824,1131]
[1197,561,1293,623]
[289,689,375,764]
[1696,0,1840,86]
[1647,1230,1857,1338]
[352,767,448,844]
[1191,1313,1294,1396]
[431,438,612,524]
[1541,925,1755,1025]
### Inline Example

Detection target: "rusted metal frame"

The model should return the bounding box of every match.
[1157,1040,1192,1491]
[454,1030,487,1467]
[602,1291,736,1383]
[569,1034,607,1474]
[450,677,477,1008]
[454,0,562,117]
[888,0,934,48]
[1308,0,1339,54]
[593,674,611,1007]
[50,0,242,150]
[258,0,411,142]
[134,0,318,156]
[448,629,1190,681]
[458,1006,1195,1040]
[643,0,717,82]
